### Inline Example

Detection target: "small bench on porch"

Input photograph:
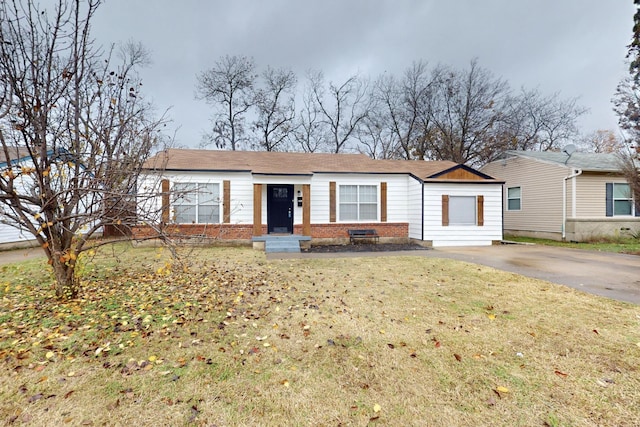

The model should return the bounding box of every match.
[348,229,380,244]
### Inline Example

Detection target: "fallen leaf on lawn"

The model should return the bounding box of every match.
[592,329,599,335]
[373,403,381,413]
[554,370,568,378]
[45,351,55,360]
[496,386,509,393]
[281,379,290,387]
[454,353,462,362]
[28,393,43,403]
[64,390,75,399]
[434,341,441,348]
[487,314,496,320]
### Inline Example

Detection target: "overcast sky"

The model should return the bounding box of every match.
[92,1,635,149]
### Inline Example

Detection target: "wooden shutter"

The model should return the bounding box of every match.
[223,180,231,223]
[161,179,170,224]
[381,182,387,222]
[329,181,336,223]
[442,195,449,226]
[302,184,311,235]
[253,184,262,236]
[477,195,484,226]
[605,183,613,217]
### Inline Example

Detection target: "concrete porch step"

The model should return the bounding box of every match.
[253,234,311,254]
[265,240,301,253]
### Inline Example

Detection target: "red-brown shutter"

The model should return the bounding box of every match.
[223,180,231,223]
[442,195,449,226]
[381,182,387,222]
[329,181,336,223]
[161,179,170,224]
[477,195,484,226]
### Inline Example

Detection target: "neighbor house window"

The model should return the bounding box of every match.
[173,182,220,223]
[339,185,377,221]
[606,182,633,216]
[507,186,521,211]
[448,196,477,225]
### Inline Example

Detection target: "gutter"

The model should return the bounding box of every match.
[562,168,583,240]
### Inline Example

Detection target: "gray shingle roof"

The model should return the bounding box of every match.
[502,150,636,172]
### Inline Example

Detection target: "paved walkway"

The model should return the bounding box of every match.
[269,245,640,305]
[0,247,44,265]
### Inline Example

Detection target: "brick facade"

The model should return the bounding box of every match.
[132,222,409,242]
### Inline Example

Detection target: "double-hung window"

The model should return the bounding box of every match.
[507,187,521,211]
[173,182,220,223]
[339,185,377,221]
[607,183,633,216]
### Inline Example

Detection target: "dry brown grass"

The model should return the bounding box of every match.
[1,246,639,426]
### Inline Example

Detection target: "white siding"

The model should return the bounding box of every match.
[0,222,34,245]
[423,183,502,247]
[408,176,423,239]
[143,171,254,224]
[0,164,39,245]
[309,173,409,224]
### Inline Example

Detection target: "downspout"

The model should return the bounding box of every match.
[562,168,582,240]
[421,182,425,241]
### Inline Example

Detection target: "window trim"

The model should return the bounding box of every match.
[606,182,636,217]
[172,182,221,224]
[507,186,521,211]
[442,194,484,227]
[338,184,378,222]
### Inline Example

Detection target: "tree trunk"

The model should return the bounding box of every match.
[51,257,79,299]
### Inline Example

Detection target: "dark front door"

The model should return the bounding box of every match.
[267,184,294,233]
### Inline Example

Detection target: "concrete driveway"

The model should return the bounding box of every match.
[271,244,640,305]
[429,245,640,305]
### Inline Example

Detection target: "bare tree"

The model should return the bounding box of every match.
[293,82,326,152]
[497,88,586,154]
[196,55,256,150]
[579,129,624,153]
[252,66,296,151]
[371,62,439,160]
[613,0,640,210]
[424,60,509,166]
[356,110,398,159]
[0,0,168,299]
[308,71,370,153]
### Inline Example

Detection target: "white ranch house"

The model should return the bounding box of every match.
[137,149,504,249]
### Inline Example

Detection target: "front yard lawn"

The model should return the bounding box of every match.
[1,246,639,426]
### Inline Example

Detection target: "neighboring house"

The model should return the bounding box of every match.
[0,147,38,248]
[481,150,640,242]
[137,149,504,247]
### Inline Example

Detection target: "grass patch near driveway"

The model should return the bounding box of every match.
[1,246,639,426]
[505,234,640,255]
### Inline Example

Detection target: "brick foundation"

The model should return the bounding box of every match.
[133,222,409,242]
